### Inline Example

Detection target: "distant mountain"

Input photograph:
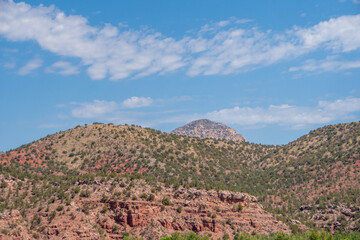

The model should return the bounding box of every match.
[171,119,246,142]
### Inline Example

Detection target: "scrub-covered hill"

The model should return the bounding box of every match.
[0,121,359,234]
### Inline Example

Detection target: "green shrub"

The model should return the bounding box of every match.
[56,205,64,211]
[73,186,80,194]
[48,197,56,204]
[80,190,91,198]
[30,214,41,229]
[162,197,171,206]
[177,206,182,213]
[100,206,108,214]
[82,203,90,215]
[147,194,155,201]
[48,211,56,222]
[0,180,8,189]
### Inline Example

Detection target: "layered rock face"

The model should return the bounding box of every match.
[0,179,292,240]
[171,119,246,142]
[100,188,291,239]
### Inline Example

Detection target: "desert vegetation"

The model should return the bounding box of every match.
[0,121,359,238]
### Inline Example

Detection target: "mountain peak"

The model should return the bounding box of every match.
[171,119,246,142]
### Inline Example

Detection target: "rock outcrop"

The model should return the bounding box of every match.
[100,187,290,239]
[0,179,292,240]
[171,119,246,142]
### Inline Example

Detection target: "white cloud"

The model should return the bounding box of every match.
[205,105,330,128]
[289,57,360,72]
[161,97,360,129]
[235,19,253,24]
[319,97,360,113]
[203,97,360,128]
[67,96,193,125]
[200,20,231,33]
[72,100,117,118]
[67,97,360,129]
[0,1,186,80]
[69,99,154,126]
[122,97,153,108]
[70,97,153,120]
[200,18,253,33]
[0,1,359,79]
[294,15,360,52]
[187,15,360,76]
[187,29,300,76]
[46,61,79,75]
[18,58,42,75]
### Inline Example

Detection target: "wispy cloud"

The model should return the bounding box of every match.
[71,100,118,119]
[69,97,360,130]
[3,61,16,69]
[188,15,360,76]
[294,15,360,52]
[46,61,79,75]
[161,97,360,129]
[122,97,153,108]
[71,96,155,119]
[1,1,360,80]
[69,99,151,126]
[68,96,192,125]
[199,18,253,33]
[205,97,360,128]
[0,1,186,80]
[18,58,42,75]
[289,58,360,73]
[2,48,18,53]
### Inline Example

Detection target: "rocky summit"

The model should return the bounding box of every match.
[171,119,246,142]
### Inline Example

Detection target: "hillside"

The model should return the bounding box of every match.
[255,122,360,232]
[0,174,290,239]
[0,123,266,188]
[171,119,246,142]
[0,121,359,237]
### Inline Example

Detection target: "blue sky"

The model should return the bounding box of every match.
[1,0,360,151]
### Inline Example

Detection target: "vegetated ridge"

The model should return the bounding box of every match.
[171,119,246,143]
[0,120,359,239]
[0,176,290,239]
